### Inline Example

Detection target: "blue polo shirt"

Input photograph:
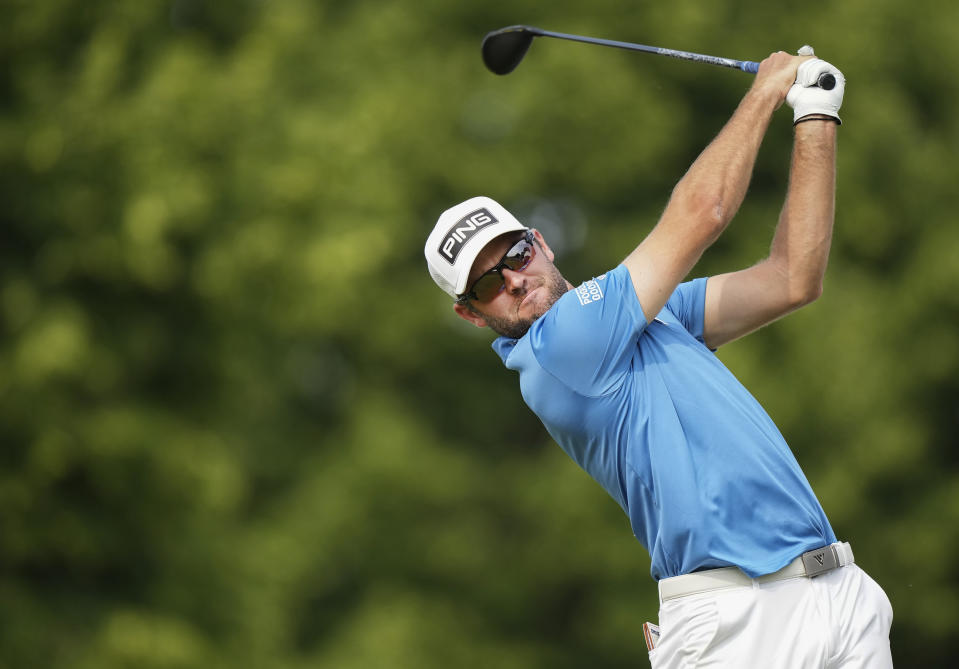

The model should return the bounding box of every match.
[492,265,835,580]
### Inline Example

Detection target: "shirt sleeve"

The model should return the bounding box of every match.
[527,264,647,396]
[664,277,709,344]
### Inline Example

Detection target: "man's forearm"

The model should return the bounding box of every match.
[674,86,782,228]
[698,56,844,348]
[768,120,838,303]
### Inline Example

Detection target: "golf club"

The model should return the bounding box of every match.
[482,25,836,90]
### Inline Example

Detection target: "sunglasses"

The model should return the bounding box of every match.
[456,230,535,304]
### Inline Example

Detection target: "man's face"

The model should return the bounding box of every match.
[453,229,571,339]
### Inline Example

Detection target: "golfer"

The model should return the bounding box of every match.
[425,51,892,667]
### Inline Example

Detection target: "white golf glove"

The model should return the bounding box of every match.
[786,48,845,124]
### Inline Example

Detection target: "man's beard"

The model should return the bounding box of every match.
[478,264,569,339]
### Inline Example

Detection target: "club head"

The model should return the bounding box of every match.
[482,25,537,75]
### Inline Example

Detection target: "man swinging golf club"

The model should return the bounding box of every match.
[425,49,893,667]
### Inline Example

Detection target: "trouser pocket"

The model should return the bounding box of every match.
[650,594,721,668]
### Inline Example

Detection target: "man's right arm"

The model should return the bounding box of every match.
[623,52,807,323]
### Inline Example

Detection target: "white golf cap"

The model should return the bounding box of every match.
[425,196,527,299]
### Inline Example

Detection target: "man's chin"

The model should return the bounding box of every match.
[482,269,568,339]
[486,315,536,340]
[488,294,557,339]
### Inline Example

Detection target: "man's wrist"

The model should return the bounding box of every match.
[793,116,838,144]
[736,86,784,128]
[744,84,785,112]
[794,114,841,126]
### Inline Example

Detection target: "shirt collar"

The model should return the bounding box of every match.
[492,336,518,364]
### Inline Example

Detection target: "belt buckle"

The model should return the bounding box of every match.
[801,544,839,577]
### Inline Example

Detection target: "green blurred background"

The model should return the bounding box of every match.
[2,0,957,667]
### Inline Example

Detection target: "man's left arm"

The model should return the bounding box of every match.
[702,58,844,350]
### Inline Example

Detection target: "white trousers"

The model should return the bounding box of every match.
[648,565,893,668]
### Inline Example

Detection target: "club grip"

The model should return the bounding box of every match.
[817,73,836,90]
[742,60,835,90]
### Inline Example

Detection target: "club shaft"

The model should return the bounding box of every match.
[529,27,758,73]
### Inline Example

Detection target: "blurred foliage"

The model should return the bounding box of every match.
[1,0,957,667]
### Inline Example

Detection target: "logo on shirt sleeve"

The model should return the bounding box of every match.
[575,278,605,306]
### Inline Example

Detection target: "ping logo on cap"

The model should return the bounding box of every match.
[438,208,498,264]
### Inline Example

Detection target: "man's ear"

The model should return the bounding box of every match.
[453,302,488,328]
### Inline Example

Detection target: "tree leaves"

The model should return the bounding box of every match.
[1,0,957,666]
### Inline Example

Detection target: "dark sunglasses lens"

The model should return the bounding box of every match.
[472,272,506,302]
[469,237,534,302]
[503,241,533,269]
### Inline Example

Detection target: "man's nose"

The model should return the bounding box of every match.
[501,267,526,294]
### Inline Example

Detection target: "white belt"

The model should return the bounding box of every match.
[658,542,855,603]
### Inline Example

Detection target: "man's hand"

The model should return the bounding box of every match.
[749,51,812,110]
[787,56,846,123]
